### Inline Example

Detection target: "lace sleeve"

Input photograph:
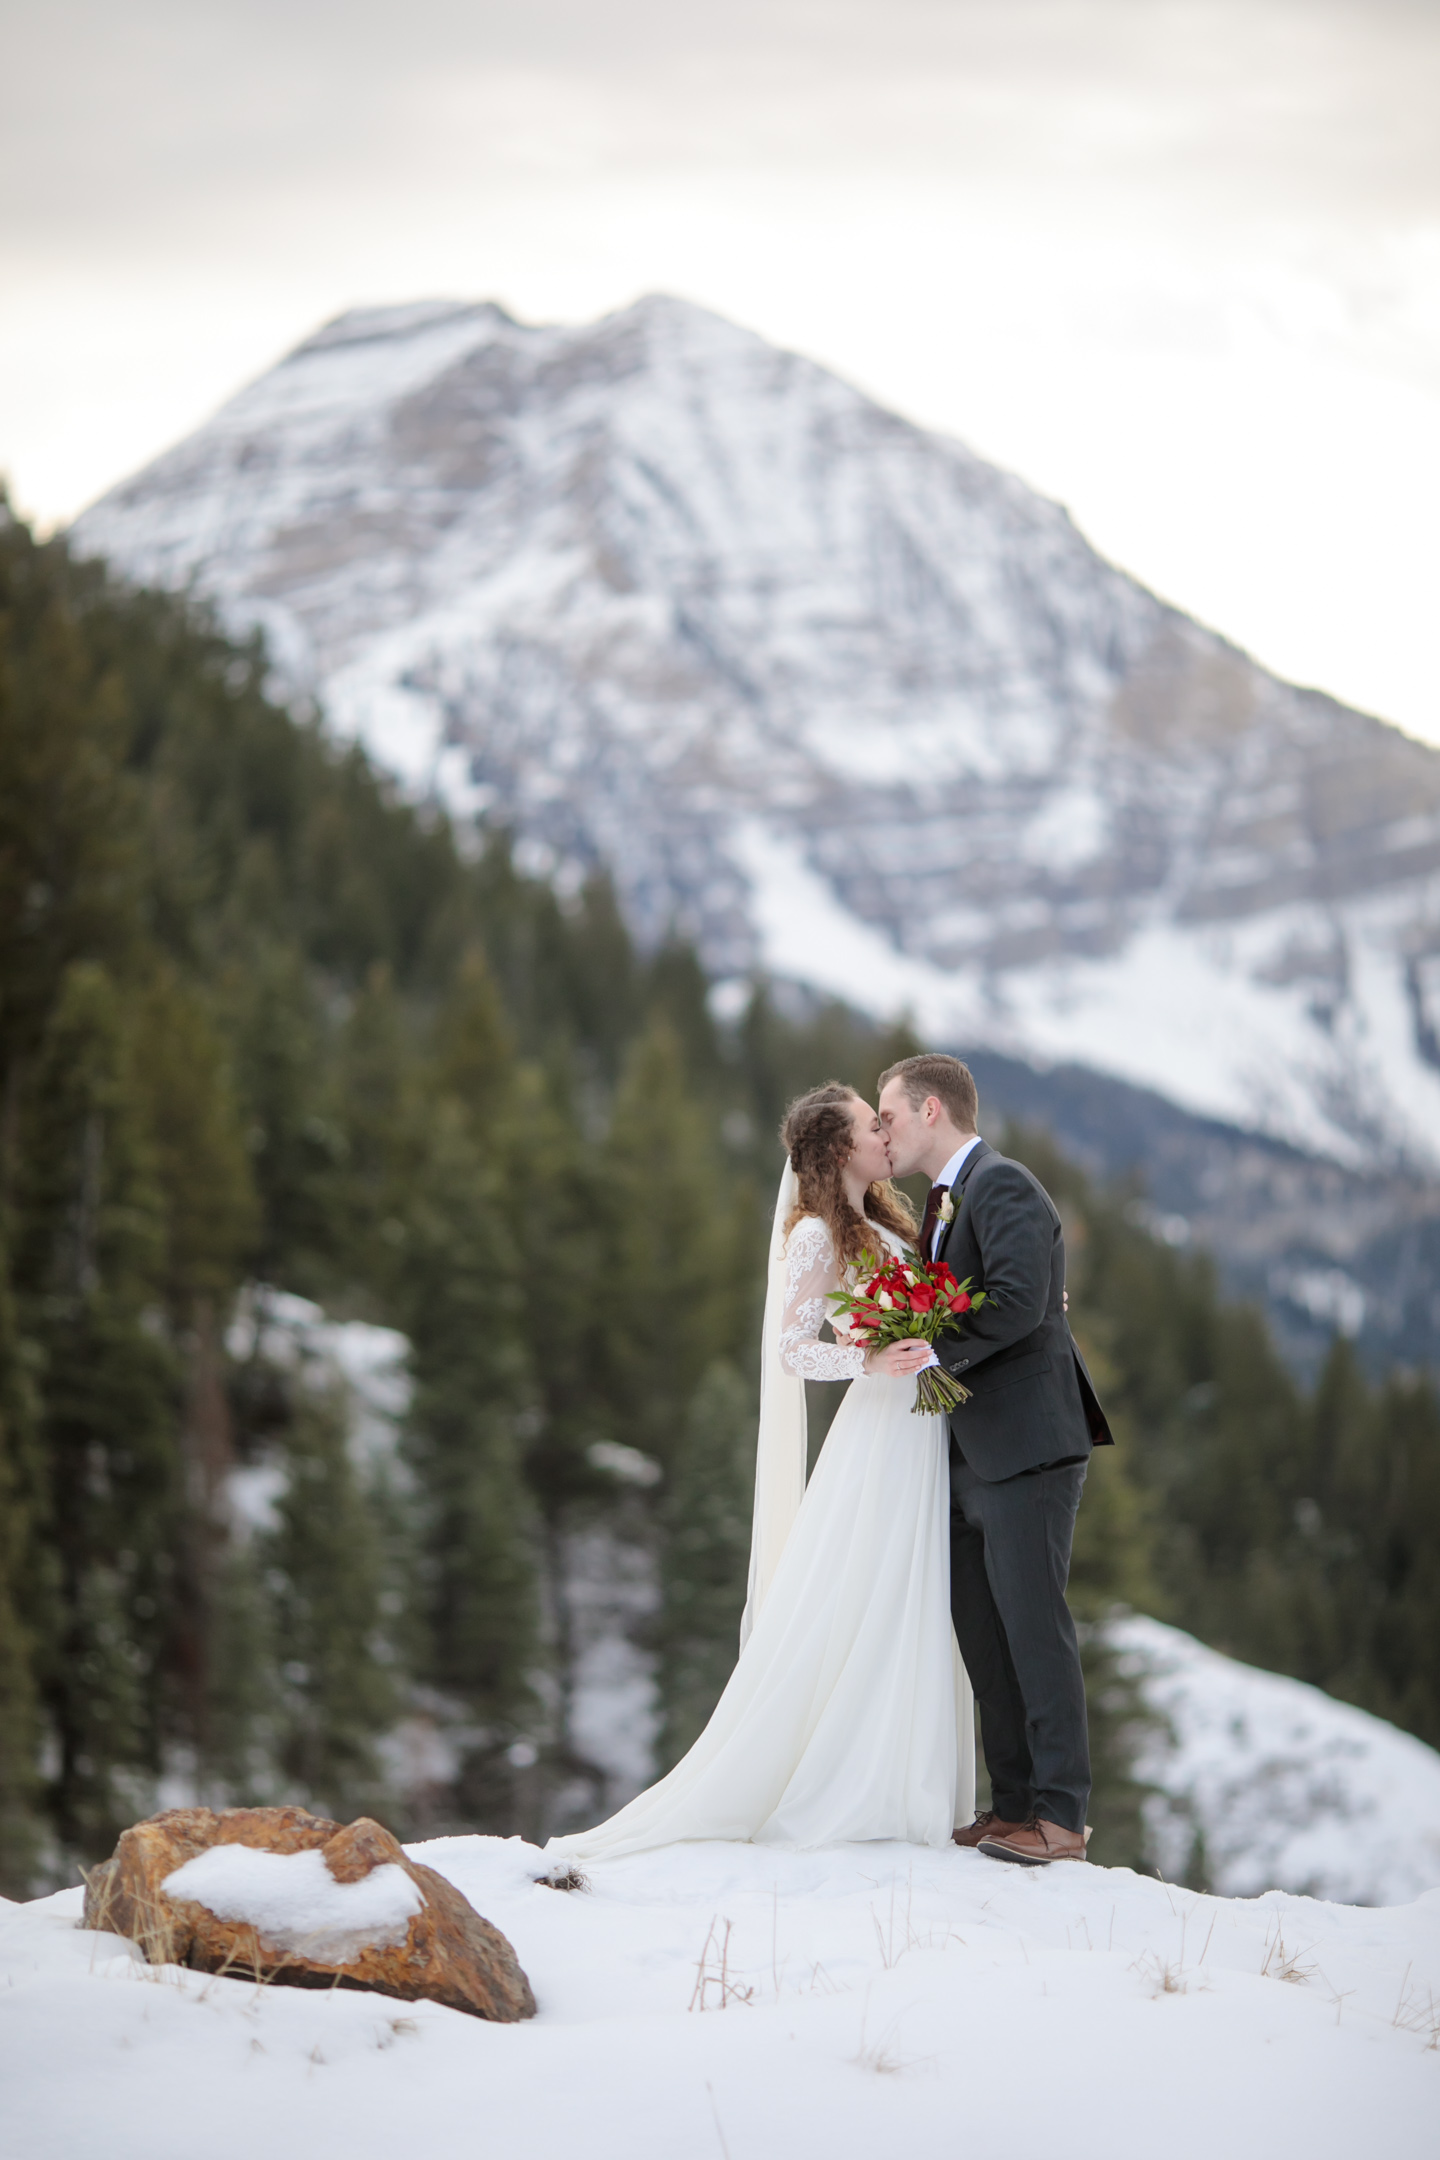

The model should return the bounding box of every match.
[777,1219,868,1382]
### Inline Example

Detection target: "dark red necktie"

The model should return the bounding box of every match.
[919,1182,947,1256]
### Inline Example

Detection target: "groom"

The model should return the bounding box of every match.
[878,1054,1112,1865]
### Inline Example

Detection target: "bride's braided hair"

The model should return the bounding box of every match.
[781,1082,917,1271]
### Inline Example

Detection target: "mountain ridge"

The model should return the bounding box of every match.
[71,291,1440,1177]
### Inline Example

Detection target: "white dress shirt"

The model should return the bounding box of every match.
[929,1135,983,1257]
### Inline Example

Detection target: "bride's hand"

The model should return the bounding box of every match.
[865,1340,933,1377]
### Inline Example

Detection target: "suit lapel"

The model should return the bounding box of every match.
[933,1138,990,1266]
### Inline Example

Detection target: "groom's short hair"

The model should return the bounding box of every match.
[878,1053,978,1132]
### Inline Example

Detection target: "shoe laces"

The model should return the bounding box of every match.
[1020,1814,1074,1846]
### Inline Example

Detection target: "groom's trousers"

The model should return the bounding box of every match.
[948,1447,1090,1833]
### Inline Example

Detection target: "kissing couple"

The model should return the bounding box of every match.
[547,1053,1113,1869]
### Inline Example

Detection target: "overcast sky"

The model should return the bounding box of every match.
[3,0,1438,739]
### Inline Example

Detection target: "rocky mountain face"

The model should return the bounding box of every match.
[73,294,1440,1225]
[966,1047,1440,1376]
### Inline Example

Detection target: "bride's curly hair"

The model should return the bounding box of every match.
[781,1082,917,1271]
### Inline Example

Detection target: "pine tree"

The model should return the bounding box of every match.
[17,961,178,1858]
[130,967,259,1776]
[1362,1375,1440,1745]
[393,955,544,1816]
[0,1232,43,1892]
[655,1362,755,1768]
[132,968,257,1310]
[264,1385,397,1816]
[598,1021,748,1472]
[399,1106,538,1722]
[1066,1413,1165,1875]
[223,944,346,1295]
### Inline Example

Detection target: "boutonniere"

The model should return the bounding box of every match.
[938,1191,956,1225]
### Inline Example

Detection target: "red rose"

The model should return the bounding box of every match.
[951,1290,971,1312]
[909,1283,936,1312]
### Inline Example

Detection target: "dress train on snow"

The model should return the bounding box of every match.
[547,1220,974,1861]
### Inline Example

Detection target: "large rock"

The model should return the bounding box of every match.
[82,1805,535,2021]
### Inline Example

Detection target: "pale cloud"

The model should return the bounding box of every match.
[2,0,1437,738]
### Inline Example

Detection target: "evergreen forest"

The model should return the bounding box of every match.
[3,505,1438,1898]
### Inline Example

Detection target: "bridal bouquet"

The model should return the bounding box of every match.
[828,1252,988,1416]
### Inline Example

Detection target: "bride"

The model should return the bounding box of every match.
[545,1081,976,1862]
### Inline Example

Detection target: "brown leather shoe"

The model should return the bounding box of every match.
[978,1815,1089,1865]
[952,1810,1006,1848]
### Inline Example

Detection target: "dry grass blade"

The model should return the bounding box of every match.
[1391,1970,1440,2050]
[1260,1926,1316,1986]
[705,2081,733,2159]
[851,1988,934,2076]
[689,1918,755,2012]
[1130,1950,1190,1998]
[80,1862,187,1980]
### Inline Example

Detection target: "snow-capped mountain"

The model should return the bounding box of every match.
[73,295,1440,1169]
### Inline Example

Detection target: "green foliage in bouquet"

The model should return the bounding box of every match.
[827,1250,988,1414]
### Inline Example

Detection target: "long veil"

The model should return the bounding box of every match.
[736,1159,976,1827]
[738,1161,807,1649]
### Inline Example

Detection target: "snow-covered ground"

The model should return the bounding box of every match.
[1115,1616,1440,1906]
[4,1835,1435,2159]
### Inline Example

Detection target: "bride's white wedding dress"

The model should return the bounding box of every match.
[546,1192,975,1863]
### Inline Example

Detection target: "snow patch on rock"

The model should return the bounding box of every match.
[161,1846,422,1961]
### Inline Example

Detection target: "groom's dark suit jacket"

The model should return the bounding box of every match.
[933,1139,1112,1482]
